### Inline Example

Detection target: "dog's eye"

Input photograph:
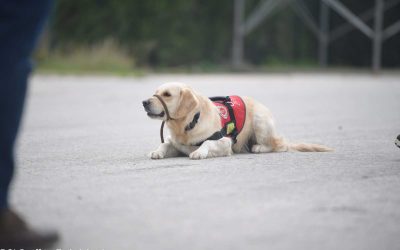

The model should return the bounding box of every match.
[163,92,171,97]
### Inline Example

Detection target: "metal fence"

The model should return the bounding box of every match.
[232,0,400,71]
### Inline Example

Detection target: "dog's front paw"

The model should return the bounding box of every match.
[189,149,208,160]
[149,150,165,159]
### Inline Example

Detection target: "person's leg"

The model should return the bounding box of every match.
[0,0,59,248]
[0,0,53,209]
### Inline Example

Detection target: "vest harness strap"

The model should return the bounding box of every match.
[194,95,246,146]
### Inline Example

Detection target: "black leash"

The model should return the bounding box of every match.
[153,94,174,143]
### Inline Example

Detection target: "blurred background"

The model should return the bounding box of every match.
[34,0,400,75]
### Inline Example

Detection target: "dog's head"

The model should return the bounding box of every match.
[142,82,199,121]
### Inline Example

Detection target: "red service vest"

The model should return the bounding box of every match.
[211,95,246,138]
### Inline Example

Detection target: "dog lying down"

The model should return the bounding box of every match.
[142,82,333,160]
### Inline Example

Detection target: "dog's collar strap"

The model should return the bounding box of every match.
[185,112,200,132]
[153,94,174,121]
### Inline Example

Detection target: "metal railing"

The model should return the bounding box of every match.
[232,0,400,71]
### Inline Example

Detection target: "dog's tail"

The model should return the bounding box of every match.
[287,142,334,152]
[270,136,334,152]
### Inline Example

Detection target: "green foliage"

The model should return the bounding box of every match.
[36,39,138,75]
[43,0,400,71]
[49,0,233,67]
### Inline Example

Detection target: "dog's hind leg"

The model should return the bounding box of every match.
[251,144,273,153]
[251,102,288,153]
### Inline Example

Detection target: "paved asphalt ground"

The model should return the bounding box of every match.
[10,73,400,250]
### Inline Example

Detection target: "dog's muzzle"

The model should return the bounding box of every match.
[142,99,165,118]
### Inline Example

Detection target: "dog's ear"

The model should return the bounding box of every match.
[175,88,199,118]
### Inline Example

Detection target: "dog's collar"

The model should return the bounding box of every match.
[185,112,200,132]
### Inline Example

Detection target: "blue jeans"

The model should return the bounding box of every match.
[0,0,53,209]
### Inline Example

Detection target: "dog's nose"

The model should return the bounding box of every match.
[142,100,150,107]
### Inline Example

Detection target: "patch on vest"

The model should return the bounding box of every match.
[226,122,235,135]
[216,105,229,119]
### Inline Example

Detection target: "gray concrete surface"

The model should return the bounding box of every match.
[11,73,400,250]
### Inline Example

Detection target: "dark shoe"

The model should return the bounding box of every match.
[0,208,59,249]
[396,135,400,148]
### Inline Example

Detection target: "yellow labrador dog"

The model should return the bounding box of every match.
[142,82,332,160]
